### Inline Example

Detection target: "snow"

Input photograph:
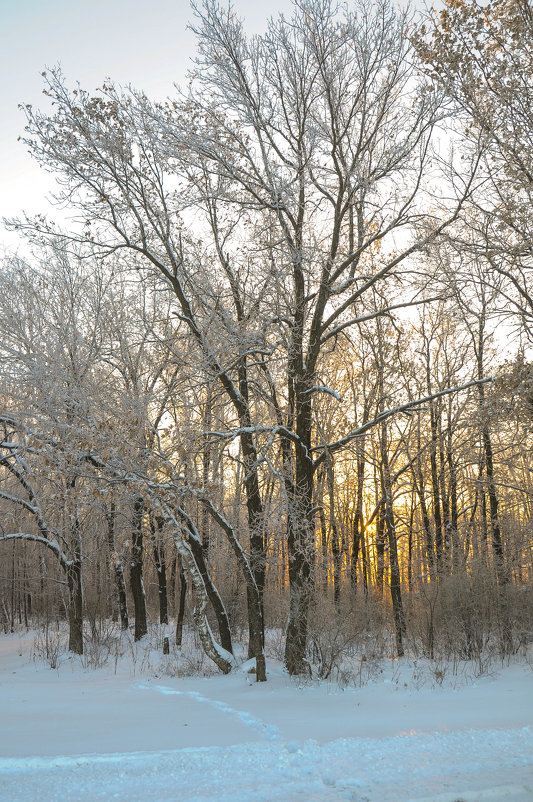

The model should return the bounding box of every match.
[0,632,532,801]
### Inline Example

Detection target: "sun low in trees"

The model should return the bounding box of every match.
[1,250,530,667]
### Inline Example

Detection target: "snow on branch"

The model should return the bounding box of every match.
[205,424,307,453]
[320,296,448,344]
[0,533,71,567]
[312,378,494,467]
[0,490,38,515]
[158,501,235,674]
[199,495,260,597]
[302,386,342,401]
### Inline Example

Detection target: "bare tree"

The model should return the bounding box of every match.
[417,0,533,339]
[0,247,112,653]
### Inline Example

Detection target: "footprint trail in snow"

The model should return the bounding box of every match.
[136,682,282,742]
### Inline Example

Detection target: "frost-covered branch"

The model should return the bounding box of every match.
[312,378,494,468]
[0,533,71,568]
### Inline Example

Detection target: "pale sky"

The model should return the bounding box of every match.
[0,0,289,252]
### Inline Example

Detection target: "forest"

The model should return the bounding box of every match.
[1,0,532,682]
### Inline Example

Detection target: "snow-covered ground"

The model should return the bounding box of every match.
[0,631,532,801]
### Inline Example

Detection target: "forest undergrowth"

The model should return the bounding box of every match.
[20,579,533,692]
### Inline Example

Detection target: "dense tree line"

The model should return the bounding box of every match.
[1,0,532,677]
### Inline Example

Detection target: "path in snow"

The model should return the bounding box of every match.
[0,633,532,801]
[137,682,282,741]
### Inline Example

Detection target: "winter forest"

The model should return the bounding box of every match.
[1,0,533,698]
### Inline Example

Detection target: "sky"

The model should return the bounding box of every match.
[0,0,289,253]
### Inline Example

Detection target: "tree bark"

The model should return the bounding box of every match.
[429,400,444,571]
[351,433,367,590]
[67,557,83,654]
[151,515,169,626]
[175,555,187,648]
[327,457,342,607]
[67,476,83,654]
[380,419,406,657]
[105,502,129,631]
[446,405,460,570]
[166,506,233,674]
[284,385,315,676]
[130,495,148,641]
[186,529,233,656]
[375,499,385,594]
[200,497,266,680]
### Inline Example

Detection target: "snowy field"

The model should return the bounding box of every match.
[0,631,532,801]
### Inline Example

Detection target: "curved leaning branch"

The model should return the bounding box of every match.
[0,532,71,569]
[160,502,235,675]
[0,421,71,570]
[199,495,267,681]
[312,377,495,469]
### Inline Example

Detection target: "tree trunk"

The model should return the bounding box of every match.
[201,386,212,560]
[187,530,233,655]
[438,412,452,560]
[475,306,511,652]
[130,495,148,641]
[240,429,266,661]
[327,457,342,607]
[407,495,414,592]
[66,476,83,653]
[351,434,366,590]
[351,515,361,589]
[175,555,187,648]
[200,498,266,680]
[169,518,233,674]
[413,463,435,578]
[151,515,169,626]
[375,500,385,594]
[67,558,83,654]
[481,424,506,583]
[318,500,329,595]
[284,525,313,675]
[105,502,129,631]
[360,527,369,597]
[429,401,444,570]
[284,388,315,675]
[380,419,406,657]
[446,405,460,570]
